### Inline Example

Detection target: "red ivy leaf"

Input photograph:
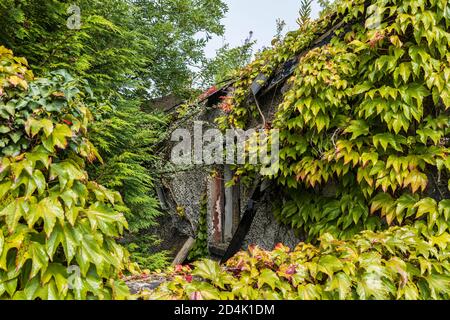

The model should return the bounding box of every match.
[175,265,183,273]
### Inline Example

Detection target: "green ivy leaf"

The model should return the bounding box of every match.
[318,255,343,277]
[345,120,369,140]
[257,269,280,290]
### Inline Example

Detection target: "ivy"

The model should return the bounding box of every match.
[218,0,450,240]
[0,47,131,299]
[145,226,450,300]
[0,0,228,270]
[188,192,209,261]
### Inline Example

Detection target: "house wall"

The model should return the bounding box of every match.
[242,190,301,250]
[155,84,302,262]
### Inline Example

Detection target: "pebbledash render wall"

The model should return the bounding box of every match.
[151,87,301,262]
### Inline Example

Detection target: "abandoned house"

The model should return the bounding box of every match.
[149,17,351,265]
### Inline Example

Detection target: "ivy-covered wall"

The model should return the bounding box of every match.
[134,0,450,300]
[218,0,450,242]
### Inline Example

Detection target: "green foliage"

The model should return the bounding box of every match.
[318,0,335,16]
[188,193,209,261]
[145,226,450,300]
[88,101,168,232]
[273,19,287,44]
[0,0,228,269]
[0,0,227,224]
[200,40,255,88]
[275,189,383,241]
[125,234,170,271]
[297,0,313,27]
[0,0,228,98]
[218,0,450,241]
[215,13,323,128]
[0,47,130,299]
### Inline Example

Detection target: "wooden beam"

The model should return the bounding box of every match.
[232,181,241,234]
[172,237,196,266]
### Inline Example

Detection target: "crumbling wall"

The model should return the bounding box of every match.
[163,170,209,238]
[242,191,301,250]
[154,87,303,260]
[153,105,223,258]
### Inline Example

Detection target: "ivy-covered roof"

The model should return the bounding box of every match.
[214,0,450,240]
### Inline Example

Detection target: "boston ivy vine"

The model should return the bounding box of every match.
[218,0,450,241]
[146,226,450,300]
[0,47,131,299]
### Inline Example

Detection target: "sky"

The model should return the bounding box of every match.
[203,0,323,58]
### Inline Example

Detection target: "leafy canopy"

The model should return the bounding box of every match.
[0,0,228,269]
[0,0,228,99]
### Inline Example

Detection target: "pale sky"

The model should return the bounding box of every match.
[204,0,322,58]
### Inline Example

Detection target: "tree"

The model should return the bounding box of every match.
[0,0,228,99]
[272,19,287,44]
[199,37,255,88]
[89,100,167,232]
[131,0,229,98]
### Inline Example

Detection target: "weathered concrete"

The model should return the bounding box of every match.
[153,85,303,260]
[242,192,301,250]
[163,169,209,238]
[126,278,165,295]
